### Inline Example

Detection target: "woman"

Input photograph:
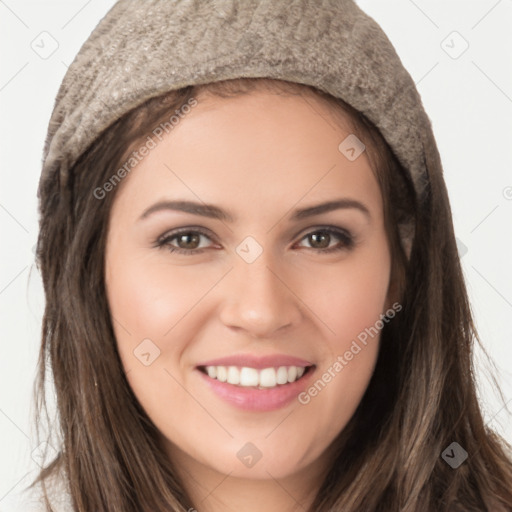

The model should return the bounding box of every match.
[30,0,512,510]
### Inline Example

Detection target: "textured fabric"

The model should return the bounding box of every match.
[39,0,443,213]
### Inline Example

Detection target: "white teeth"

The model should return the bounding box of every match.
[240,367,259,386]
[276,366,288,385]
[259,368,276,387]
[287,366,297,383]
[216,366,227,382]
[203,365,308,388]
[227,366,240,385]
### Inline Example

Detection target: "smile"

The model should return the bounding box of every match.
[196,359,316,411]
[199,365,311,389]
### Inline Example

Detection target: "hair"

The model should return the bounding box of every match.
[33,77,512,511]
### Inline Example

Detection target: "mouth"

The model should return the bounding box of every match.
[195,363,316,411]
[197,364,315,389]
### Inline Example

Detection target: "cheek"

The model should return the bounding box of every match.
[104,253,211,428]
[292,239,390,435]
[106,253,221,356]
[300,240,391,348]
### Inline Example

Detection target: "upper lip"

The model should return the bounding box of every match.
[196,354,314,370]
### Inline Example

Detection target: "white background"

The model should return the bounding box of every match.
[1,0,511,509]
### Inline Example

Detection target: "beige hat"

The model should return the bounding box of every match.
[39,0,441,208]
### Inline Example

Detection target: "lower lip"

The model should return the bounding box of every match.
[196,367,316,412]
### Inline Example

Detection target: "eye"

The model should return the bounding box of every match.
[154,226,355,255]
[295,227,355,253]
[155,228,216,255]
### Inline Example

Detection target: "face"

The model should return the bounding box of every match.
[105,89,393,485]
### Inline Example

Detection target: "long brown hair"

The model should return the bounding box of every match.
[33,77,512,511]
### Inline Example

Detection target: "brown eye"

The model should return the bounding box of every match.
[297,228,355,253]
[308,232,331,249]
[155,228,215,254]
[175,232,201,249]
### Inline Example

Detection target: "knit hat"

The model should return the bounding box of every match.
[39,0,441,232]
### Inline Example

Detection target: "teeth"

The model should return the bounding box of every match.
[276,366,288,385]
[203,365,308,388]
[259,368,276,387]
[240,367,259,386]
[227,366,240,385]
[216,366,227,382]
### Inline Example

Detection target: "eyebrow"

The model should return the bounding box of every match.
[138,198,371,223]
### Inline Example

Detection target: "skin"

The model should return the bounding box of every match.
[105,89,394,512]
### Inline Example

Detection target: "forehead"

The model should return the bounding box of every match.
[111,89,383,224]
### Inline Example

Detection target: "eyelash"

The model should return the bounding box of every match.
[154,226,356,255]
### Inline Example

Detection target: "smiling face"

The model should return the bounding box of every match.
[104,88,393,490]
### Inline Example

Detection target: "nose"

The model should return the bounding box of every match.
[218,252,303,338]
